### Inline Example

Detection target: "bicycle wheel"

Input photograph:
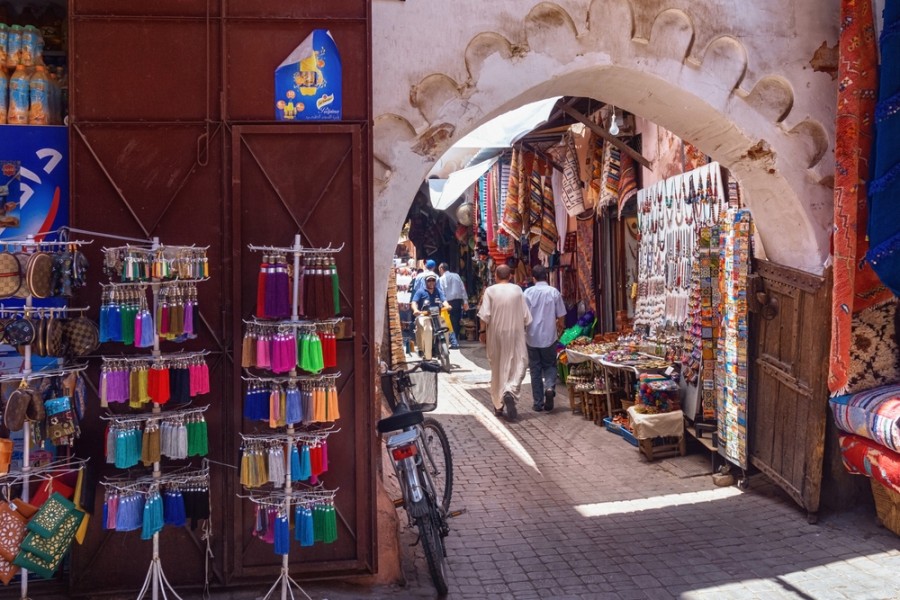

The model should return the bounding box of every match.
[416,510,449,596]
[421,417,453,513]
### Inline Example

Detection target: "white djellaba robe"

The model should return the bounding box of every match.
[477,282,533,410]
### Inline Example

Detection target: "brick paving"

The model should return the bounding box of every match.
[274,343,900,600]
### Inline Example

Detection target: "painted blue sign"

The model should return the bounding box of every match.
[0,124,69,240]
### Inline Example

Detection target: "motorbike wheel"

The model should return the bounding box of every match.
[436,335,451,372]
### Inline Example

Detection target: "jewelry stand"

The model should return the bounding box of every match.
[244,235,343,600]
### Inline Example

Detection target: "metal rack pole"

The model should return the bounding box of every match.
[133,237,184,600]
[19,240,34,600]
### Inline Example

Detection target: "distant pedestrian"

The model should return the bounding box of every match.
[523,265,566,412]
[438,262,468,349]
[413,259,443,296]
[477,264,532,421]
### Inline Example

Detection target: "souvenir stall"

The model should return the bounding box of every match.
[561,160,754,470]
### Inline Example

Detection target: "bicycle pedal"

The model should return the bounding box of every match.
[447,509,467,518]
[392,498,405,508]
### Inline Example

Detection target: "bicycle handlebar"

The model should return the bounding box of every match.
[381,359,443,379]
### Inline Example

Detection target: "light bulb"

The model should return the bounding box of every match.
[609,118,620,136]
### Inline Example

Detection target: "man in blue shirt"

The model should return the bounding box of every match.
[411,273,449,359]
[438,262,468,349]
[523,265,566,411]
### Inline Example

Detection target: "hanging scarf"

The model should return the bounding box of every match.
[539,171,559,255]
[500,148,525,238]
[560,131,586,216]
[617,150,638,218]
[828,0,893,394]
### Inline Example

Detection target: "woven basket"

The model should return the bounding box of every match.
[871,479,900,536]
[620,398,635,411]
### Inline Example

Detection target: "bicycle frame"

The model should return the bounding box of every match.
[384,388,442,522]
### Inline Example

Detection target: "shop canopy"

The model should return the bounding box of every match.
[428,96,562,210]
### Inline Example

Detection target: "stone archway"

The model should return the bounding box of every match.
[371,0,838,334]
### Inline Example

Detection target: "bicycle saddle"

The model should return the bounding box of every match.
[377,410,424,434]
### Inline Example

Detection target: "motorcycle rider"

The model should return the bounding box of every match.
[411,273,450,359]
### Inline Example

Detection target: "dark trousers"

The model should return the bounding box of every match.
[448,299,464,345]
[528,345,558,407]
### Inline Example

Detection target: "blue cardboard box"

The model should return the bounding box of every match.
[275,29,342,121]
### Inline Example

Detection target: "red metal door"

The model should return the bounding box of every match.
[229,123,374,579]
[65,0,373,594]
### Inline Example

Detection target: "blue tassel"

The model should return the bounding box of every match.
[300,507,315,547]
[298,445,311,482]
[290,445,302,482]
[142,492,164,540]
[285,388,301,425]
[139,309,156,348]
[99,305,110,342]
[108,305,122,342]
[273,515,290,555]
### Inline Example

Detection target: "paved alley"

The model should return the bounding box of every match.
[392,342,900,600]
[304,343,900,600]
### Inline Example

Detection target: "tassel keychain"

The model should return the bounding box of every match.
[163,489,187,527]
[313,385,327,423]
[297,506,315,546]
[183,286,196,338]
[298,444,311,481]
[255,446,269,488]
[107,293,123,342]
[193,414,208,456]
[303,387,315,424]
[285,384,301,425]
[262,508,276,544]
[100,290,111,342]
[290,445,302,482]
[138,299,156,348]
[296,263,306,318]
[268,446,285,485]
[256,255,269,319]
[313,504,325,543]
[242,329,257,368]
[325,383,340,422]
[141,491,164,540]
[141,422,161,466]
[106,426,117,464]
[320,440,329,474]
[329,257,340,316]
[256,332,271,370]
[274,513,290,555]
[104,492,118,530]
[323,503,338,543]
[240,444,252,487]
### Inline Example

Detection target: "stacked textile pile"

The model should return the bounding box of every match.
[636,373,680,413]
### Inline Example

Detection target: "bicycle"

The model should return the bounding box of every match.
[377,360,456,595]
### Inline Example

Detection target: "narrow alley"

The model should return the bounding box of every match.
[376,345,900,600]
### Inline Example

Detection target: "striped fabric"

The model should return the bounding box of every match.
[831,384,900,451]
[840,432,900,495]
[500,148,524,239]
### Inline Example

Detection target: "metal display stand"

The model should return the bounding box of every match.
[98,238,211,600]
[244,235,342,600]
[0,235,93,600]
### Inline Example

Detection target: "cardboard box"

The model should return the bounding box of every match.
[275,29,342,121]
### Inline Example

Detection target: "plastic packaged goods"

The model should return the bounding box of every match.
[0,68,7,124]
[28,65,49,125]
[21,25,40,67]
[0,24,8,66]
[7,64,30,124]
[6,24,22,68]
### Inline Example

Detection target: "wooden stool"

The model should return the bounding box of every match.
[566,384,584,414]
[587,391,606,424]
